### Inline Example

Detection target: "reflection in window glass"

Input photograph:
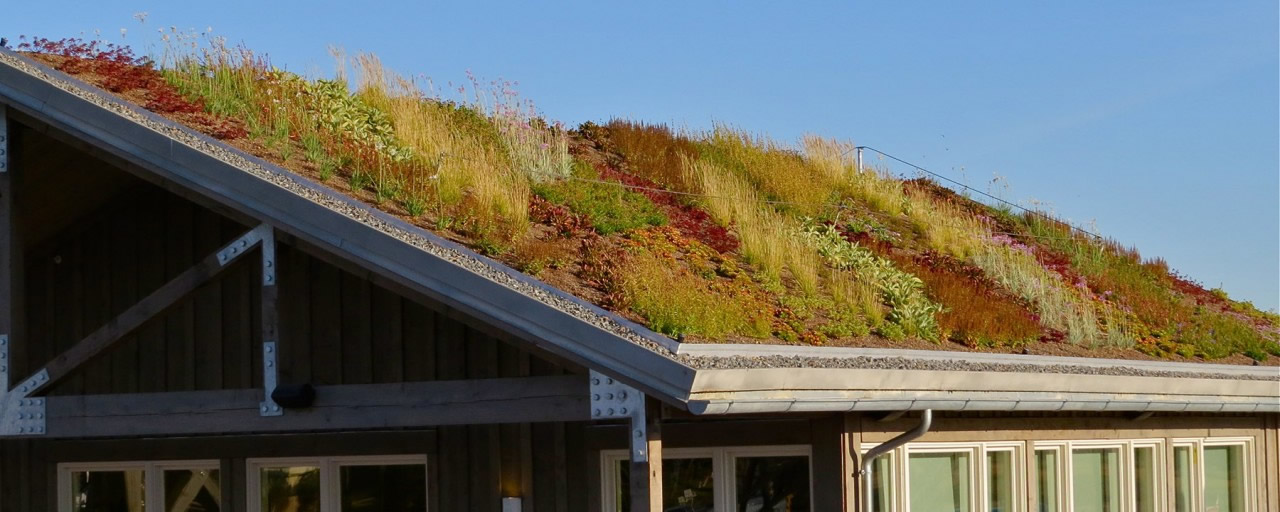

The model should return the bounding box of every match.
[734,455,811,512]
[261,466,321,512]
[987,451,1014,512]
[1204,445,1245,512]
[1035,450,1059,512]
[869,454,894,512]
[617,458,715,512]
[1071,448,1121,512]
[71,470,145,512]
[909,452,971,512]
[339,464,427,512]
[164,469,221,512]
[1133,447,1157,512]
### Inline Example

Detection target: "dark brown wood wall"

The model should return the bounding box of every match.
[18,183,578,395]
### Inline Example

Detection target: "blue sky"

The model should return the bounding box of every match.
[6,1,1278,310]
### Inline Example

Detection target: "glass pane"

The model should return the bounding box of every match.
[164,468,221,512]
[260,466,321,512]
[1204,445,1245,512]
[1071,448,1121,512]
[735,455,811,512]
[70,470,145,512]
[340,463,427,512]
[1034,450,1059,512]
[1133,447,1157,512]
[909,452,971,512]
[987,451,1014,512]
[616,458,715,512]
[1173,446,1194,512]
[869,454,893,512]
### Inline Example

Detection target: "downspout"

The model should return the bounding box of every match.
[859,409,932,512]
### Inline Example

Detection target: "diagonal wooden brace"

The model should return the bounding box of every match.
[7,223,271,401]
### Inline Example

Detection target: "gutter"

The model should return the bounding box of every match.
[860,410,932,512]
[683,366,1280,414]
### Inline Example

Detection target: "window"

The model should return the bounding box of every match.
[1173,445,1196,512]
[601,446,812,512]
[865,442,1022,512]
[248,455,427,512]
[1131,444,1159,512]
[1171,438,1256,512]
[58,461,221,512]
[868,452,896,512]
[1034,448,1062,512]
[1202,444,1246,512]
[986,449,1015,512]
[909,450,973,512]
[1070,447,1122,512]
[613,450,716,512]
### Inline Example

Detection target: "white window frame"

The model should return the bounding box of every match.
[246,454,429,512]
[1032,445,1068,512]
[599,445,812,512]
[1172,437,1256,512]
[1129,439,1166,512]
[57,459,220,512]
[862,441,1025,512]
[1059,440,1132,512]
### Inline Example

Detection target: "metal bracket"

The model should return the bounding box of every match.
[1,104,8,173]
[0,334,9,390]
[0,396,46,436]
[217,238,253,266]
[590,370,648,462]
[259,342,282,416]
[0,335,46,436]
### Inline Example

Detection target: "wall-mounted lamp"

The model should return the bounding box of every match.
[501,497,522,512]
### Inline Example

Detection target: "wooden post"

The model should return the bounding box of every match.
[629,397,663,512]
[0,103,11,512]
[812,414,859,511]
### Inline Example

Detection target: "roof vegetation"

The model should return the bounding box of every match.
[11,34,1279,362]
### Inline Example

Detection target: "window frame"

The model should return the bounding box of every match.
[863,440,1025,512]
[1056,440,1132,512]
[246,454,429,512]
[599,444,813,512]
[1174,437,1256,512]
[57,459,221,512]
[1129,439,1165,512]
[1032,444,1068,512]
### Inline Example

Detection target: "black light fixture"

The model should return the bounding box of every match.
[271,383,316,409]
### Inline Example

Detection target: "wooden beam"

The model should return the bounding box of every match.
[0,103,23,394]
[44,375,588,438]
[14,224,269,397]
[629,397,663,512]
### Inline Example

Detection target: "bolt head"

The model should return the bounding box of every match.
[593,409,601,417]
[620,408,628,415]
